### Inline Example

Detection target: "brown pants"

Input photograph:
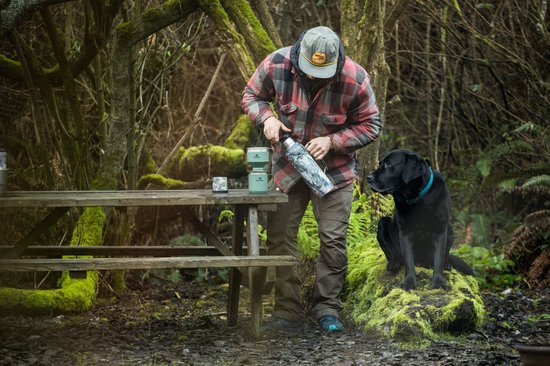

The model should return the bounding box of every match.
[267,179,353,321]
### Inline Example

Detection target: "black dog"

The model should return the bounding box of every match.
[367,149,474,290]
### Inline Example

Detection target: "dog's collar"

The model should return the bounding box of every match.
[406,167,434,205]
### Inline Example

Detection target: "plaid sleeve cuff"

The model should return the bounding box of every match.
[330,133,343,152]
[258,111,275,126]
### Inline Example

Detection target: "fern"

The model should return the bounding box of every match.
[297,204,320,260]
[475,140,535,178]
[522,174,550,188]
[476,158,493,178]
[484,164,550,189]
[510,185,550,200]
[218,209,234,222]
[459,121,549,288]
[297,182,394,261]
[512,121,550,136]
[497,178,518,192]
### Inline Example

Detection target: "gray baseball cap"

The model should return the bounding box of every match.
[298,26,340,79]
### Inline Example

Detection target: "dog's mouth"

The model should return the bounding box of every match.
[368,181,392,195]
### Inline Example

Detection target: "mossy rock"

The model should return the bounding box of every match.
[345,234,485,346]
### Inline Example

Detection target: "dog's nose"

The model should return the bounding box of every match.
[366,174,374,183]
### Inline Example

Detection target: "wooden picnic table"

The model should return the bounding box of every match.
[0,189,294,339]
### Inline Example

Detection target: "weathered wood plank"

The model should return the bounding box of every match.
[0,255,296,272]
[0,189,288,208]
[228,205,246,326]
[187,214,235,258]
[247,206,263,340]
[0,245,264,257]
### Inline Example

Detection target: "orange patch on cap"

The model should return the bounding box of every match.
[311,52,327,65]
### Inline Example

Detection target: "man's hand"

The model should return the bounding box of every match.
[263,116,291,144]
[306,136,331,160]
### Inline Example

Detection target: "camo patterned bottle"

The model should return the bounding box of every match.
[281,134,335,197]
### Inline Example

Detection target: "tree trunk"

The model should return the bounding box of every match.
[340,0,408,191]
[97,0,200,190]
[199,0,257,79]
[250,0,283,49]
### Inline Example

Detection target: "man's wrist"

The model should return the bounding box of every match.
[259,114,276,127]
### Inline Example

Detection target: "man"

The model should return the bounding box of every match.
[242,26,381,334]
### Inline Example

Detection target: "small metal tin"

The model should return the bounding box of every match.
[212,176,228,193]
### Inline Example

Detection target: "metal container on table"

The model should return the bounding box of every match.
[248,172,269,194]
[246,147,270,172]
[247,147,271,194]
[212,176,228,193]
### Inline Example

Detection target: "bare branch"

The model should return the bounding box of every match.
[0,0,70,34]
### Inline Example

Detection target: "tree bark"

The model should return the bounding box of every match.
[340,0,409,191]
[97,0,199,189]
[199,0,256,79]
[250,0,282,49]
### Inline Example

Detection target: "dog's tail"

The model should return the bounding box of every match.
[448,255,475,276]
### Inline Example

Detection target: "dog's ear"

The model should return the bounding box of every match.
[402,154,423,184]
[424,158,432,167]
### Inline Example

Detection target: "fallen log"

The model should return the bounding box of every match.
[0,207,104,314]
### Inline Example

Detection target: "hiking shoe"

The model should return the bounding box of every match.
[261,318,305,335]
[319,315,344,332]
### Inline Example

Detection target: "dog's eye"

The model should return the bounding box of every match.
[384,162,391,169]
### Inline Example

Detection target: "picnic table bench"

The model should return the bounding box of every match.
[0,189,294,339]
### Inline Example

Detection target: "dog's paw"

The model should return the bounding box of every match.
[431,276,449,290]
[402,277,417,291]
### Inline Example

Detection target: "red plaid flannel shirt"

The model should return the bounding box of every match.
[242,46,381,193]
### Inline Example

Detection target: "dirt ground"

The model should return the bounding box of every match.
[1,275,548,366]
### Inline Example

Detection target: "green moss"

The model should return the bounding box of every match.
[198,0,256,75]
[142,150,158,174]
[326,190,485,346]
[220,0,276,58]
[0,208,105,314]
[0,53,22,74]
[142,7,163,23]
[115,21,135,35]
[224,114,258,149]
[0,272,98,314]
[112,271,127,293]
[176,144,247,180]
[345,234,485,347]
[297,189,484,347]
[92,171,119,190]
[137,173,188,189]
